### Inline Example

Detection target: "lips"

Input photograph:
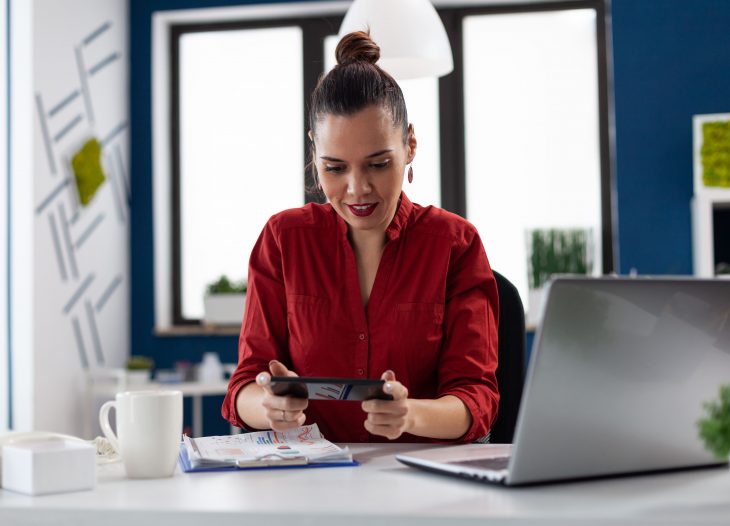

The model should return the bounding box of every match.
[346,203,378,217]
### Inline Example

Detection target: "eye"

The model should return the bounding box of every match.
[324,165,345,173]
[370,160,390,169]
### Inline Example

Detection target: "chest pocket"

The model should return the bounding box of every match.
[394,302,445,380]
[286,294,329,369]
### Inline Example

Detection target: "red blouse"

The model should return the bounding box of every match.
[222,193,499,443]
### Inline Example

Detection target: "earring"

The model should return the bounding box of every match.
[408,165,414,184]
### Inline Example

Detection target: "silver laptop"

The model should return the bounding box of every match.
[397,277,730,485]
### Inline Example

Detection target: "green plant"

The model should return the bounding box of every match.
[206,275,247,295]
[698,385,730,460]
[527,229,592,290]
[126,355,155,370]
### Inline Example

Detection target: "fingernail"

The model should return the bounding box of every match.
[269,360,278,367]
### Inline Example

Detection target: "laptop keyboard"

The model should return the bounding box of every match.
[450,456,511,471]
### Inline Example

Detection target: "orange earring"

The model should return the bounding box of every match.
[408,165,413,183]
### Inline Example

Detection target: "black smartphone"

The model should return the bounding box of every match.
[269,377,393,401]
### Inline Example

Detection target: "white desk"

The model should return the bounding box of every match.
[85,380,233,438]
[1,443,728,525]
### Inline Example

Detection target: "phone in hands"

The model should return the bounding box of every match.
[269,377,393,401]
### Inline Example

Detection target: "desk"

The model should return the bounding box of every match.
[1,443,728,525]
[85,380,233,438]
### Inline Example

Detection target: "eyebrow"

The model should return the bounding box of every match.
[319,149,393,162]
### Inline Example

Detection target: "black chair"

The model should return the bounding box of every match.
[489,271,526,444]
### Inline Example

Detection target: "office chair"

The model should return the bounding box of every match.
[489,270,526,444]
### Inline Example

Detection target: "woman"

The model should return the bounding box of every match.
[222,31,499,443]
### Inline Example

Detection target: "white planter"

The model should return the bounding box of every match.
[203,294,246,326]
[124,369,151,385]
[526,287,545,329]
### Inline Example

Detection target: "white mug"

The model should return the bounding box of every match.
[99,390,182,478]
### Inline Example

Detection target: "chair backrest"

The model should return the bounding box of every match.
[489,270,526,443]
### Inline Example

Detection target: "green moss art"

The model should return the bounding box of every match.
[701,120,730,188]
[71,138,106,206]
[527,229,592,290]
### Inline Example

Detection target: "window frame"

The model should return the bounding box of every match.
[164,0,615,327]
[169,16,342,325]
[437,0,615,274]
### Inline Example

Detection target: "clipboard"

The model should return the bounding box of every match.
[177,443,359,473]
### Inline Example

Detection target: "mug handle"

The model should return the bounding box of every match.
[99,400,120,454]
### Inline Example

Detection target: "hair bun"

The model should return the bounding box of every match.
[335,31,380,66]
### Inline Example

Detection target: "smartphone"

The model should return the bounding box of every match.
[269,377,393,401]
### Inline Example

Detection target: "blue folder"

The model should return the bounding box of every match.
[178,443,359,473]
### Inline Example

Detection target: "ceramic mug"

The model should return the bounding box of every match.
[99,390,182,478]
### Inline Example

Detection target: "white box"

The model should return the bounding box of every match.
[1,439,96,496]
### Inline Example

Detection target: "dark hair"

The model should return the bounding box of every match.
[307,31,409,195]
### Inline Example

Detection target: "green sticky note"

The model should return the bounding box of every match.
[71,138,106,206]
[701,121,730,188]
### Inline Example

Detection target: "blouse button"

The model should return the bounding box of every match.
[359,333,366,340]
[356,368,364,376]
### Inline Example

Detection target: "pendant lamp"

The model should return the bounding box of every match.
[338,0,454,80]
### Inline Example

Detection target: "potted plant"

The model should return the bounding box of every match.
[203,275,247,326]
[698,385,730,461]
[125,355,155,384]
[526,228,593,326]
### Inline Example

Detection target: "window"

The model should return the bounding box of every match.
[175,26,304,320]
[463,8,604,307]
[160,0,613,326]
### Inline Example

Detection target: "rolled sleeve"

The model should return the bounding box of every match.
[437,228,500,443]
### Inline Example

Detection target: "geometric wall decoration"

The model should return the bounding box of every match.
[32,0,129,437]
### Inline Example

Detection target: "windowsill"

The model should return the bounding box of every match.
[155,325,240,337]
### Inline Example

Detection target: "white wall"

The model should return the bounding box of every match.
[10,0,129,436]
[0,0,8,433]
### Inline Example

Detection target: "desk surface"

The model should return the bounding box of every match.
[1,443,728,526]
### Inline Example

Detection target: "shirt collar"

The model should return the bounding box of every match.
[332,191,414,241]
[385,192,413,241]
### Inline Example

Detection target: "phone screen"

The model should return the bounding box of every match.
[269,377,393,401]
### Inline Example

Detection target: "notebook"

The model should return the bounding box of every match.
[178,424,356,472]
[397,277,730,485]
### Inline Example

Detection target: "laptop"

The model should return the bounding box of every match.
[396,277,730,485]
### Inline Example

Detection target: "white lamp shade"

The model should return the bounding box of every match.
[338,0,454,80]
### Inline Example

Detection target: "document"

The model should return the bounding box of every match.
[179,424,355,471]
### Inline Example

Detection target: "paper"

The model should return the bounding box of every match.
[182,424,352,469]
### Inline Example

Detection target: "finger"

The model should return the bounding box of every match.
[256,371,273,392]
[263,393,308,412]
[382,381,408,401]
[271,419,305,432]
[266,407,304,423]
[362,399,408,415]
[367,412,406,427]
[268,360,289,377]
[363,420,403,440]
[381,369,396,382]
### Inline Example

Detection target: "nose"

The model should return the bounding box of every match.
[347,169,372,197]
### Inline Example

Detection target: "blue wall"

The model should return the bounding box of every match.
[611,0,730,274]
[130,0,730,434]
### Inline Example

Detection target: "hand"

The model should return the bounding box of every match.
[361,370,411,440]
[256,360,308,432]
